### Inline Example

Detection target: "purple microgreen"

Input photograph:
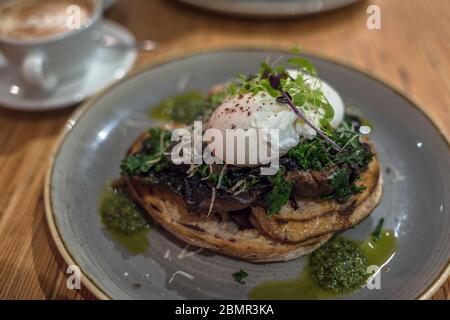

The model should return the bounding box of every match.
[281,91,343,152]
[275,92,292,104]
[261,69,270,79]
[268,74,282,90]
[269,76,343,152]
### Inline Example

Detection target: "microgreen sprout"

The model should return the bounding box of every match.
[268,73,343,152]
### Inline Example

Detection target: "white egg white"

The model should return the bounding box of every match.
[207,71,345,165]
[286,69,344,128]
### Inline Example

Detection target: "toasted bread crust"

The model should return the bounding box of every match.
[126,176,333,262]
[124,133,381,262]
[251,155,382,243]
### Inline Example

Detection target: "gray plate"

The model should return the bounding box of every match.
[175,0,362,18]
[46,49,450,300]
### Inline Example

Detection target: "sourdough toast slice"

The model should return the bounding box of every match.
[123,132,379,261]
[126,177,333,262]
[250,154,382,243]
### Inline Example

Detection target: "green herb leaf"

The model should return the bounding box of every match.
[121,128,171,175]
[209,90,226,109]
[290,45,301,55]
[195,164,210,179]
[287,57,317,76]
[121,153,159,175]
[232,269,248,284]
[264,167,293,216]
[225,48,335,129]
[287,117,373,203]
[260,78,280,98]
[371,218,385,242]
[327,167,366,203]
[193,164,232,189]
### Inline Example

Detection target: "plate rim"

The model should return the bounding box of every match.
[44,45,450,300]
[175,0,361,18]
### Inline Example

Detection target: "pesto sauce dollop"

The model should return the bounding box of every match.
[310,238,368,292]
[249,231,397,299]
[100,185,151,235]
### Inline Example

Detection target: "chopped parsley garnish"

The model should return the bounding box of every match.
[371,218,385,242]
[264,167,293,216]
[232,269,248,284]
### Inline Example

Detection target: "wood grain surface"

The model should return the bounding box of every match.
[0,0,448,300]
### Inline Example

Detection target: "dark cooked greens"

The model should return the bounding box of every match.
[326,167,366,203]
[122,49,374,215]
[121,128,171,175]
[120,116,373,214]
[264,167,293,216]
[287,118,372,172]
[288,117,373,203]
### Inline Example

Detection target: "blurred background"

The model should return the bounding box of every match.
[0,0,448,299]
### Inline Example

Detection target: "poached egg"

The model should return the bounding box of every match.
[207,71,344,164]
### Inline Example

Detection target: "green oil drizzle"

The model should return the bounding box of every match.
[249,230,397,300]
[105,229,150,255]
[99,182,152,254]
[249,264,345,300]
[360,229,397,266]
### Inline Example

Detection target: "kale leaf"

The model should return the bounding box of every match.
[121,128,171,175]
[287,118,373,204]
[327,168,366,203]
[264,167,293,216]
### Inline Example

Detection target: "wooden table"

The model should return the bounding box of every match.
[0,0,448,300]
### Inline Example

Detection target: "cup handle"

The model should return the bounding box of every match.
[22,52,58,91]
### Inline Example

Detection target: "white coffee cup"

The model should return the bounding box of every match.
[0,0,103,94]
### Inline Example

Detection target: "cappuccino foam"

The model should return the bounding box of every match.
[0,0,94,41]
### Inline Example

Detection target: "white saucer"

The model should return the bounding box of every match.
[0,20,137,111]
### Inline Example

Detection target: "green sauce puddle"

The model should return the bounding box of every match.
[105,229,150,255]
[149,91,207,124]
[360,230,397,266]
[249,230,397,300]
[99,182,152,255]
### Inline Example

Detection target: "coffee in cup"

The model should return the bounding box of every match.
[0,0,102,94]
[0,0,95,41]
